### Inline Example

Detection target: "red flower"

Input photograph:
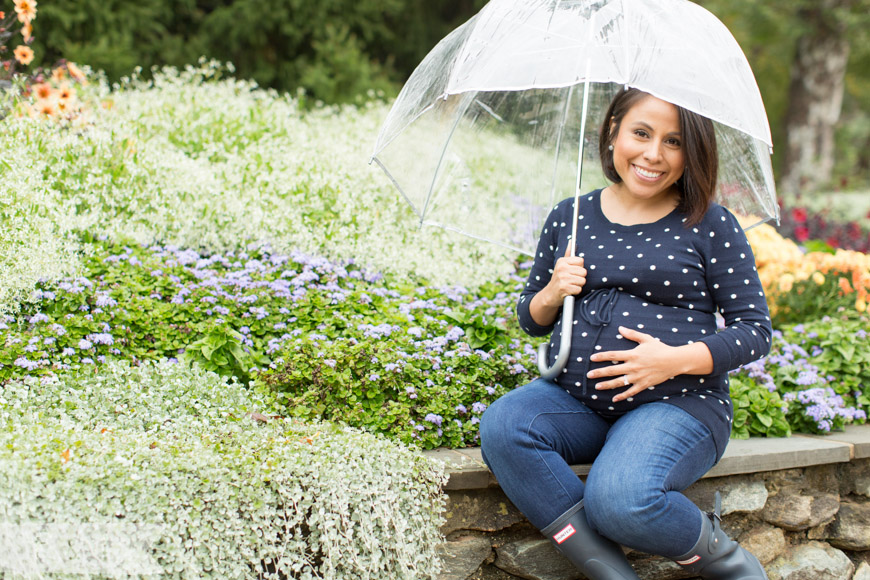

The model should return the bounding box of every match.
[826,237,841,249]
[794,226,810,242]
[791,207,808,223]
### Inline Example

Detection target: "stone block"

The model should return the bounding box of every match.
[740,524,787,565]
[684,476,768,515]
[766,541,854,580]
[437,536,494,580]
[761,492,840,531]
[763,463,840,495]
[840,459,870,498]
[426,448,494,490]
[854,562,870,580]
[494,539,582,580]
[826,499,870,551]
[809,425,870,459]
[706,437,851,478]
[442,489,526,535]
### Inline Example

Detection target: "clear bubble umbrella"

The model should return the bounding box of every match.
[371,0,778,378]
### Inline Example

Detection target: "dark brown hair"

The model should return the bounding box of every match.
[598,88,718,226]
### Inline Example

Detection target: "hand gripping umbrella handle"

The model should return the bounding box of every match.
[536,295,575,380]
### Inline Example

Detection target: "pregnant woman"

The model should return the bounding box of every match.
[480,88,772,580]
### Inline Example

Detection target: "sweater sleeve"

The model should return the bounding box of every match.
[516,201,569,337]
[698,207,773,375]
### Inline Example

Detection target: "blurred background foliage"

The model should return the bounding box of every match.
[27,0,870,192]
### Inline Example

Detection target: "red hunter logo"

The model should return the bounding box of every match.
[553,524,576,544]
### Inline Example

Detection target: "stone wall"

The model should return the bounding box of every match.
[426,427,870,580]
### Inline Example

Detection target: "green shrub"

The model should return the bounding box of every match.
[729,318,869,436]
[0,232,535,388]
[778,316,870,413]
[258,329,530,450]
[30,0,403,103]
[0,360,447,579]
[768,271,860,328]
[728,371,791,439]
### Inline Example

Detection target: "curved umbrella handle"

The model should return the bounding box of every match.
[537,295,575,380]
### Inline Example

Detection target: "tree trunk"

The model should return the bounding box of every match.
[779,0,851,195]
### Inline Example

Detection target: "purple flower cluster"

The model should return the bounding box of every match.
[783,387,867,432]
[734,327,868,434]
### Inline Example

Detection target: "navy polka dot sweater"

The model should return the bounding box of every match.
[517,190,773,460]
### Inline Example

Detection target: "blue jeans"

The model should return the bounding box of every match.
[479,378,717,558]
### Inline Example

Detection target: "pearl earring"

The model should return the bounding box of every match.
[608,144,614,151]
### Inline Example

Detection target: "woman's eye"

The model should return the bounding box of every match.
[666,138,681,147]
[634,129,649,138]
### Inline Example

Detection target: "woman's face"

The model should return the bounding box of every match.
[611,95,686,202]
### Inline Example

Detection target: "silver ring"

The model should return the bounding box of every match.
[623,376,629,387]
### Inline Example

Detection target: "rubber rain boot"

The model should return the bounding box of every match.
[541,500,640,580]
[675,492,768,579]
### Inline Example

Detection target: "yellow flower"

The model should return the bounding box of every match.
[778,274,794,293]
[14,0,37,24]
[13,45,34,65]
[812,272,826,286]
[857,297,867,313]
[51,67,67,83]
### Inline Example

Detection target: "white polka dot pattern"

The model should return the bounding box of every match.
[515,189,773,459]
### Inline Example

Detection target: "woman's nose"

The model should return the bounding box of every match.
[643,141,664,162]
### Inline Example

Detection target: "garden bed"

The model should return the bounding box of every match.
[1,64,869,577]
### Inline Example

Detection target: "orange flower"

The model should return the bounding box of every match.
[35,98,55,117]
[0,11,5,18]
[33,82,53,100]
[838,276,853,295]
[51,67,67,82]
[13,45,34,65]
[57,83,75,102]
[14,0,37,24]
[67,62,86,82]
[21,21,32,41]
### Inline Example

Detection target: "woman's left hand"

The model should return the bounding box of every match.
[586,326,690,403]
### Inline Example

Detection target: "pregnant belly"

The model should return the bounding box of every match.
[550,288,717,379]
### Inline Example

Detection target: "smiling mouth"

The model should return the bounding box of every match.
[632,164,664,181]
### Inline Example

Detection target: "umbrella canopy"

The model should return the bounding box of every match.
[372,0,778,257]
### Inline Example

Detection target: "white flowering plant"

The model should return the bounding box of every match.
[0,360,447,579]
[0,60,517,317]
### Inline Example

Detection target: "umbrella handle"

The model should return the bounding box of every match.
[536,295,575,380]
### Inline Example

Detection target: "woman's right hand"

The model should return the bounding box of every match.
[541,244,587,306]
[529,245,587,326]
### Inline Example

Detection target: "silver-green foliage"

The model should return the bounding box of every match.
[0,360,446,579]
